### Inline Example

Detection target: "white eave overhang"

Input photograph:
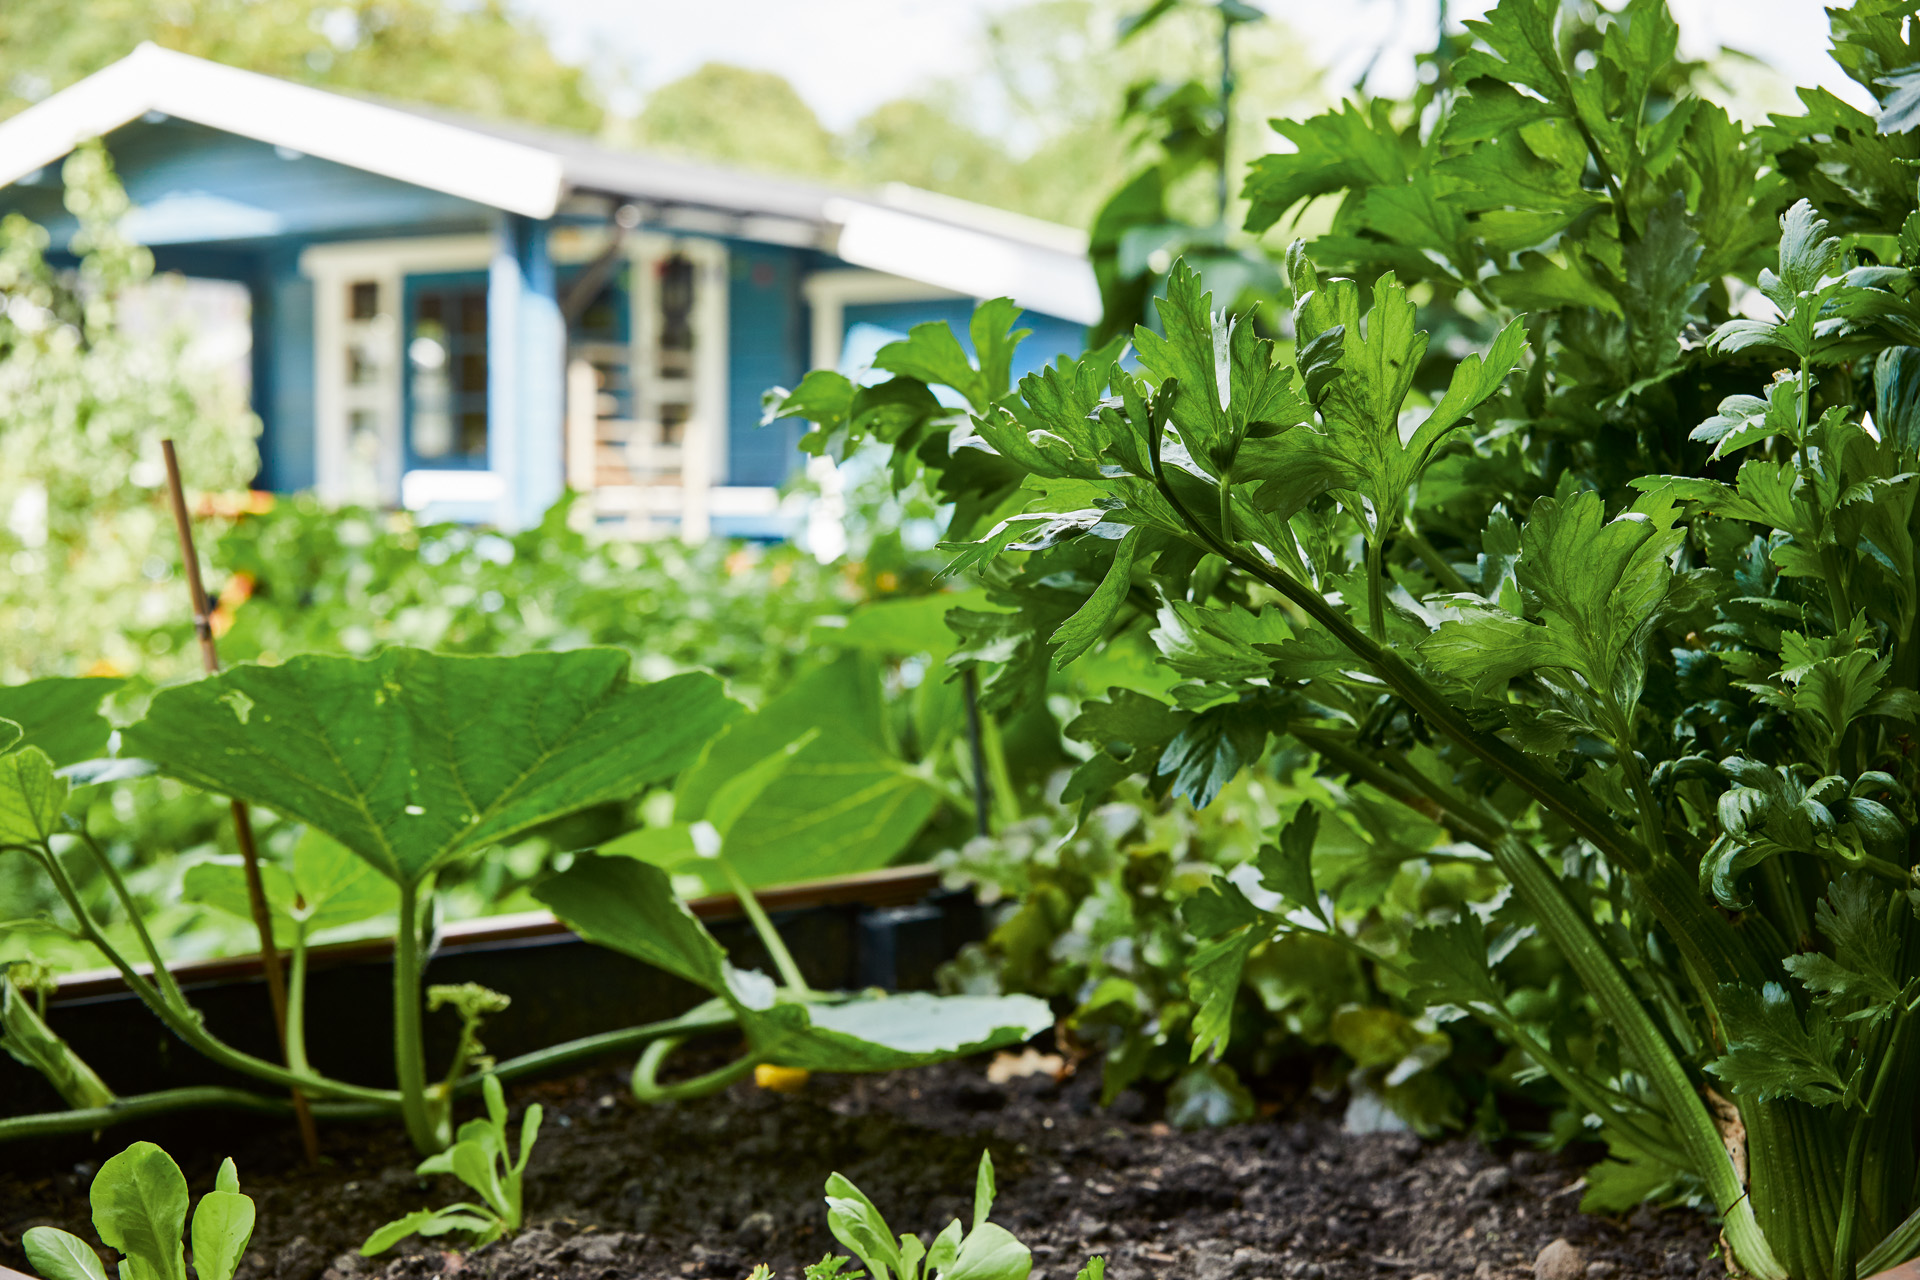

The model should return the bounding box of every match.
[0,45,1102,325]
[0,43,565,219]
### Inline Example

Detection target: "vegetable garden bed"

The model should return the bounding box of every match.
[1,1055,1725,1280]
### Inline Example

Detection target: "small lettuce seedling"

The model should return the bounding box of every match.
[361,1074,542,1255]
[23,1142,254,1280]
[822,1151,1031,1280]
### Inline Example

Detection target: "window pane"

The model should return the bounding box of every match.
[406,278,487,467]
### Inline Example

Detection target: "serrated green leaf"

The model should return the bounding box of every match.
[1255,806,1324,924]
[1705,981,1849,1106]
[1784,873,1905,1015]
[1051,528,1141,668]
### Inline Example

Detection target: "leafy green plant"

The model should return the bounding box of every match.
[937,769,1491,1133]
[361,1074,541,1254]
[1,643,1052,1152]
[767,2,1920,1266]
[22,1142,254,1280]
[819,1151,1030,1280]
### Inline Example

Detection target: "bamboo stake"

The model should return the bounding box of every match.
[160,439,320,1163]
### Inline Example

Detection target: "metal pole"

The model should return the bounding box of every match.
[160,440,320,1163]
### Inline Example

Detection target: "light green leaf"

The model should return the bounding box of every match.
[0,677,123,769]
[188,1186,255,1280]
[1403,916,1508,1014]
[717,735,939,888]
[123,650,737,887]
[750,990,1054,1074]
[1165,1062,1255,1129]
[943,1222,1032,1280]
[23,1228,110,1280]
[1050,528,1140,669]
[0,745,67,845]
[970,1151,996,1234]
[818,590,993,657]
[532,853,730,991]
[2,973,117,1109]
[1132,262,1309,474]
[90,1142,189,1280]
[823,1174,903,1280]
[1256,807,1325,924]
[677,654,886,821]
[360,1210,465,1257]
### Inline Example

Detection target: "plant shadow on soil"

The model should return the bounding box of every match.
[1,1057,1720,1280]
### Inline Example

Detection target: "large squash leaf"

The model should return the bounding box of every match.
[0,677,123,768]
[123,649,738,886]
[670,654,938,888]
[534,854,1050,1070]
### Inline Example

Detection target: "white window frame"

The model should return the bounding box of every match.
[802,268,965,372]
[301,235,491,506]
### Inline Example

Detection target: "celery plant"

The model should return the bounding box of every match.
[768,91,1920,1280]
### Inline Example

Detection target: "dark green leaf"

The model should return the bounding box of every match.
[1705,982,1849,1106]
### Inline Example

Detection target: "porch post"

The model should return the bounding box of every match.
[488,212,565,530]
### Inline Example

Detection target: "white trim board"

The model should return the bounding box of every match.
[802,269,964,372]
[0,45,563,218]
[302,235,493,505]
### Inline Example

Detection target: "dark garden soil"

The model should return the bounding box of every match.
[1,1057,1721,1280]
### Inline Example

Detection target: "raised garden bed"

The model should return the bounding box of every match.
[0,1054,1722,1280]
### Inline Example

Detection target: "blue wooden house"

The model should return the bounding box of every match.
[0,45,1096,535]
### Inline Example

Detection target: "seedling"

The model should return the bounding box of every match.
[23,1142,254,1280]
[361,1073,542,1254]
[821,1151,1030,1280]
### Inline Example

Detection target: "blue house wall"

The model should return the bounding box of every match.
[726,241,809,488]
[0,114,1091,521]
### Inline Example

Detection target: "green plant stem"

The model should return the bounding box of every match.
[1832,1012,1912,1280]
[1365,535,1388,640]
[1489,834,1784,1278]
[1402,522,1472,595]
[76,828,189,1010]
[719,856,810,994]
[469,1005,739,1090]
[630,1033,759,1102]
[287,923,310,1075]
[981,708,1022,830]
[393,880,445,1153]
[0,1086,394,1142]
[28,841,397,1104]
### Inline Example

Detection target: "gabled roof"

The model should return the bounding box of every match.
[0,45,1100,323]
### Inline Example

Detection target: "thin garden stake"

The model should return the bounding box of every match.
[160,439,321,1164]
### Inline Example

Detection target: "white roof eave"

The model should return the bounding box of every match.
[824,197,1101,327]
[0,44,565,219]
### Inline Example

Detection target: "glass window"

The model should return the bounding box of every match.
[404,275,488,468]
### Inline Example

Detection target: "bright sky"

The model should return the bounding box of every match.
[527,0,1874,130]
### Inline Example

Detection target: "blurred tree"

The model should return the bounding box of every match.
[0,144,260,682]
[627,63,843,180]
[845,97,1020,202]
[0,0,604,131]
